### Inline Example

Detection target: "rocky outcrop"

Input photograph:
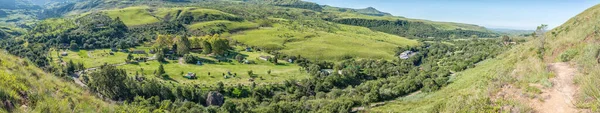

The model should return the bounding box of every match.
[206,91,224,106]
[2,100,14,112]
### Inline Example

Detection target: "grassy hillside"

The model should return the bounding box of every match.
[543,4,600,110]
[154,7,237,21]
[322,6,490,32]
[231,23,419,61]
[99,6,241,27]
[103,6,160,26]
[0,51,114,112]
[371,40,545,112]
[371,4,600,112]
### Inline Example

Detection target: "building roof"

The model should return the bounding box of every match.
[399,51,417,59]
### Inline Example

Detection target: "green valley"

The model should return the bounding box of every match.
[1,0,598,112]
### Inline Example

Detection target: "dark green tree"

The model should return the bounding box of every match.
[70,40,78,50]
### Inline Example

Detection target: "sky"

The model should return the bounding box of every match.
[305,0,600,30]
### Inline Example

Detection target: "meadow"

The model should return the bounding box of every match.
[50,47,310,86]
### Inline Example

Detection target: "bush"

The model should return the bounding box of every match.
[559,49,578,62]
[184,54,198,64]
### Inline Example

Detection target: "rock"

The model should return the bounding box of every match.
[206,91,224,106]
[3,100,14,111]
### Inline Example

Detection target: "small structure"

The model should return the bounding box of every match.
[320,69,335,75]
[288,59,293,63]
[245,47,252,52]
[259,56,271,61]
[131,50,147,54]
[196,61,203,65]
[149,50,156,54]
[399,51,417,59]
[183,72,196,79]
[96,24,105,28]
[60,52,68,56]
[111,47,118,52]
[109,52,115,55]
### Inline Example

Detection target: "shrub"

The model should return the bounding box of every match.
[559,49,578,62]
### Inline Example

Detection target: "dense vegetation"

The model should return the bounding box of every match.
[333,18,499,39]
[0,0,532,112]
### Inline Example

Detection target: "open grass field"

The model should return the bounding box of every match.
[119,51,309,86]
[50,47,310,86]
[49,48,150,68]
[103,6,160,26]
[231,23,419,61]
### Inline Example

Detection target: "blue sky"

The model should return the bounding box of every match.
[305,0,600,30]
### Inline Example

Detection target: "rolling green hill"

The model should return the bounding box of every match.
[231,22,418,61]
[103,6,161,26]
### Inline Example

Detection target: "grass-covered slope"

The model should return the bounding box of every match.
[322,6,498,39]
[103,6,160,26]
[99,6,241,27]
[0,51,114,112]
[371,4,600,112]
[231,23,419,61]
[370,40,545,112]
[543,4,600,110]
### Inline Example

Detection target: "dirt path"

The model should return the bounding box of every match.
[534,62,579,113]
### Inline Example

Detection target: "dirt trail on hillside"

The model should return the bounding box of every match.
[534,63,579,113]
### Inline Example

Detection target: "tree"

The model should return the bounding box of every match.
[118,41,128,49]
[127,53,134,62]
[88,64,130,100]
[267,69,271,75]
[207,34,230,56]
[535,24,548,58]
[157,64,166,77]
[171,44,178,56]
[175,36,191,55]
[201,40,212,54]
[156,50,166,62]
[235,54,244,63]
[247,70,254,76]
[502,35,511,45]
[70,40,78,50]
[66,60,76,74]
[155,34,172,48]
[184,54,197,64]
[470,35,478,40]
[268,57,278,64]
